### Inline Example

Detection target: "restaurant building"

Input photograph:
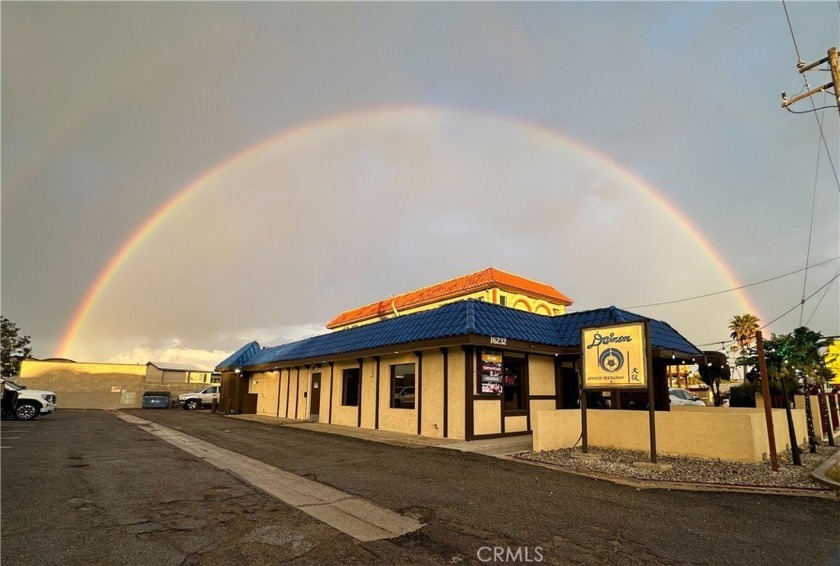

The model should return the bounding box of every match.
[217,270,701,440]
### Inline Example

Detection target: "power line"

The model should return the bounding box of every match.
[761,271,840,330]
[805,267,840,327]
[623,256,839,309]
[799,108,824,325]
[779,3,840,191]
[809,99,840,192]
[785,105,838,114]
[696,270,840,347]
[782,1,802,61]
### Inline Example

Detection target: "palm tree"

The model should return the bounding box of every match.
[728,313,760,380]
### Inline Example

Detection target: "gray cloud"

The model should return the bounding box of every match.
[2,2,837,366]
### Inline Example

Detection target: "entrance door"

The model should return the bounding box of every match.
[309,373,321,422]
[503,359,525,412]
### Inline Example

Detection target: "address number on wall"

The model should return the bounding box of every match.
[489,336,507,346]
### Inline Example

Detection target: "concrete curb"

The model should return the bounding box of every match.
[810,448,840,490]
[506,454,840,500]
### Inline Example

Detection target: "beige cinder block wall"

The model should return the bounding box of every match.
[18,360,207,409]
[532,407,809,463]
[19,360,147,409]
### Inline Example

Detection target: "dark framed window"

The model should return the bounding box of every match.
[499,295,507,306]
[342,368,360,406]
[390,363,416,409]
[503,359,524,411]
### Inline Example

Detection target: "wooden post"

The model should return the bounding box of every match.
[578,362,588,453]
[818,386,835,447]
[645,322,656,464]
[781,373,802,466]
[756,331,779,472]
[580,392,588,453]
[828,47,840,116]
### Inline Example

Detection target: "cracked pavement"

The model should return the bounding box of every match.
[3,410,839,565]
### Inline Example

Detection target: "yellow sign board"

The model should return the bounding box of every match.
[581,322,649,390]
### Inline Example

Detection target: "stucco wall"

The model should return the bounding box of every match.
[794,395,824,440]
[474,399,502,435]
[330,361,360,427]
[505,415,528,433]
[377,353,418,435]
[421,352,444,437]
[249,370,280,416]
[533,407,809,463]
[446,349,466,440]
[528,355,555,396]
[529,399,556,420]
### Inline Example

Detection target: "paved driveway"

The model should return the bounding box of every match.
[3,409,839,565]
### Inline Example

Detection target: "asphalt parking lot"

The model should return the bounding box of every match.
[3,409,840,565]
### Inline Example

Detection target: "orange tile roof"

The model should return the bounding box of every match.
[326,267,573,329]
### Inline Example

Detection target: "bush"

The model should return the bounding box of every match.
[729,383,759,408]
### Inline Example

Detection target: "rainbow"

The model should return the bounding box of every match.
[56,106,761,357]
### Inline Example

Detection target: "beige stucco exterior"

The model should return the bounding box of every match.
[528,356,555,396]
[229,339,821,463]
[242,347,561,442]
[333,288,568,331]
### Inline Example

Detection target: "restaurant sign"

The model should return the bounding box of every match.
[581,322,649,390]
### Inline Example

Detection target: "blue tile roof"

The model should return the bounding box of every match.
[550,306,701,356]
[216,300,701,370]
[216,341,261,370]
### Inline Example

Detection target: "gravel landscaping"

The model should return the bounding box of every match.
[517,444,840,489]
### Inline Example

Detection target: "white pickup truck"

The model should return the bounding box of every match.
[2,380,57,420]
[176,385,220,410]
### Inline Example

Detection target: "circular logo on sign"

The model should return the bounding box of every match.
[598,348,624,373]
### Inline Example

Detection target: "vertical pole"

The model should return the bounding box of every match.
[756,331,779,471]
[828,47,840,116]
[646,322,656,464]
[818,386,835,447]
[803,381,817,453]
[580,390,588,453]
[781,374,802,466]
[577,356,588,453]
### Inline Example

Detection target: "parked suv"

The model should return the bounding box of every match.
[1,379,57,420]
[177,385,220,410]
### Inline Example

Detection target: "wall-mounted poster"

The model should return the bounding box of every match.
[480,350,503,393]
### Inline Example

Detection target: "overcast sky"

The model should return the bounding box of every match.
[3,2,838,370]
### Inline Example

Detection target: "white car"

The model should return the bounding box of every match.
[177,385,220,410]
[669,388,705,407]
[2,380,57,420]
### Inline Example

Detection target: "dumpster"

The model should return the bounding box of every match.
[142,391,171,409]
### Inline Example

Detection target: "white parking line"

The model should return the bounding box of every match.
[1,436,21,439]
[110,411,423,542]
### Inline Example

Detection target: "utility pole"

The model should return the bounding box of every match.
[781,47,840,116]
[756,331,779,472]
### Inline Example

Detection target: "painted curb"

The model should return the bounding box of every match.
[507,454,840,500]
[810,448,840,490]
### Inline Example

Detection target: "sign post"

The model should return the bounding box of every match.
[581,321,653,462]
